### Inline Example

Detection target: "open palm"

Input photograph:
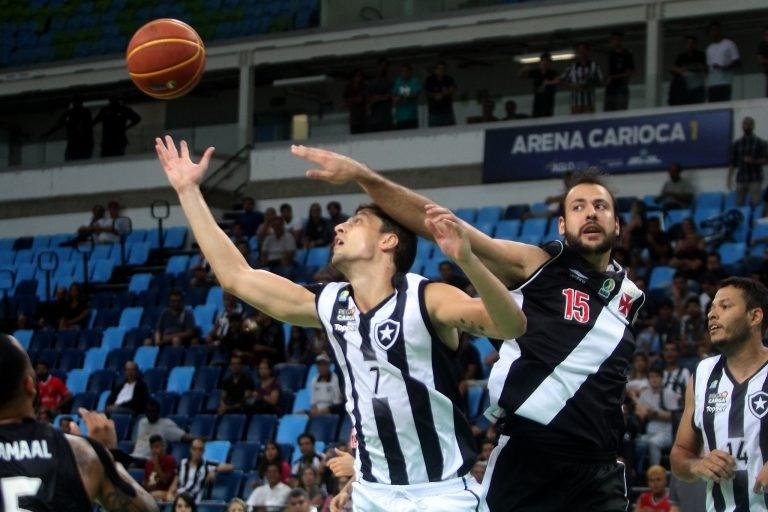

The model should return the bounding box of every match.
[425,204,471,264]
[155,135,215,192]
[291,144,368,185]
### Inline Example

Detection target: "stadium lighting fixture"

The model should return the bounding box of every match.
[514,50,575,64]
[272,74,329,87]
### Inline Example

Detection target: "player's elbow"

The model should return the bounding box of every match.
[498,313,526,340]
[670,446,697,483]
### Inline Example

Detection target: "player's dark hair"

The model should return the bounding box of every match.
[558,167,618,218]
[720,277,768,334]
[0,334,31,407]
[355,204,417,274]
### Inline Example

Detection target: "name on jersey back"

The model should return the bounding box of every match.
[0,440,53,461]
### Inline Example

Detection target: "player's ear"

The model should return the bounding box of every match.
[557,215,565,236]
[380,232,399,252]
[23,374,37,399]
[750,307,764,332]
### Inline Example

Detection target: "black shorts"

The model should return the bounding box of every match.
[484,435,628,512]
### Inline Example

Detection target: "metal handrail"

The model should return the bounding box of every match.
[201,143,253,194]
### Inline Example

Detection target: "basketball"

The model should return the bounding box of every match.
[126,18,205,100]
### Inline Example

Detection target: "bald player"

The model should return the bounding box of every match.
[0,333,158,511]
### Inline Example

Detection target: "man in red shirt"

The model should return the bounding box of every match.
[144,434,177,500]
[35,360,72,413]
[635,465,678,512]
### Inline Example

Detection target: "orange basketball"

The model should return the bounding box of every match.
[126,19,205,100]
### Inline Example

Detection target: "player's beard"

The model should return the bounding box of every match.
[564,226,616,257]
[712,320,751,357]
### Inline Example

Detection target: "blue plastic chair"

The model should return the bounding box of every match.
[454,208,477,224]
[305,247,331,268]
[719,242,747,266]
[307,414,339,443]
[143,367,167,393]
[695,192,724,212]
[230,442,260,471]
[466,385,485,420]
[193,366,221,392]
[87,369,116,394]
[166,366,195,393]
[165,255,190,275]
[13,329,33,350]
[292,389,311,414]
[275,414,309,445]
[66,369,92,394]
[648,266,675,291]
[246,415,278,445]
[101,327,127,352]
[105,348,133,372]
[83,347,108,372]
[127,273,153,295]
[193,304,216,329]
[495,220,521,240]
[118,307,144,330]
[476,206,503,223]
[134,346,159,371]
[57,348,84,372]
[276,363,306,392]
[127,243,150,266]
[164,227,188,249]
[471,337,496,378]
[190,414,216,439]
[216,414,247,443]
[153,391,179,417]
[156,346,185,369]
[177,390,205,416]
[208,469,242,501]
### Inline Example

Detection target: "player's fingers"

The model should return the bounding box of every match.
[704,459,732,480]
[292,145,329,165]
[753,478,768,493]
[180,140,190,160]
[712,450,737,468]
[164,135,178,158]
[200,146,215,169]
[334,447,345,456]
[306,169,333,181]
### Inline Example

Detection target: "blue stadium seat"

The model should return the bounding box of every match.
[474,221,496,237]
[127,273,153,295]
[528,202,550,218]
[307,414,339,443]
[90,307,120,330]
[694,208,721,229]
[87,369,116,394]
[208,469,242,501]
[216,414,247,443]
[466,385,485,420]
[153,391,179,417]
[57,348,84,371]
[719,242,747,267]
[83,347,108,372]
[666,209,692,228]
[338,414,352,443]
[126,229,148,245]
[90,259,115,283]
[71,391,97,411]
[105,348,133,371]
[167,366,195,393]
[110,413,133,441]
[127,243,150,266]
[246,415,278,445]
[35,349,58,369]
[305,247,331,268]
[204,389,222,414]
[495,220,521,240]
[477,206,504,223]
[91,244,114,262]
[143,367,168,393]
[66,369,92,394]
[648,266,675,291]
[230,442,260,471]
[421,256,445,281]
[275,414,309,445]
[454,208,477,224]
[156,346,185,369]
[292,389,311,414]
[753,222,768,245]
[416,238,436,260]
[165,255,190,275]
[520,218,547,238]
[13,329,33,350]
[167,414,189,430]
[97,390,110,412]
[164,227,188,249]
[101,327,127,352]
[471,337,496,378]
[695,192,724,212]
[241,471,261,499]
[29,330,56,352]
[193,304,216,329]
[185,345,209,368]
[206,286,224,311]
[55,329,80,350]
[177,390,205,416]
[190,414,216,439]
[276,363,306,392]
[193,365,221,392]
[118,307,144,330]
[134,346,159,371]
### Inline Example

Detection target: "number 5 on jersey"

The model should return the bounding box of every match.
[563,288,590,324]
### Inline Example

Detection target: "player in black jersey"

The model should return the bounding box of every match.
[293,146,644,512]
[0,333,158,512]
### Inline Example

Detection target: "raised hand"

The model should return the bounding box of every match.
[691,449,736,483]
[291,145,370,185]
[424,204,471,265]
[155,135,215,193]
[754,462,768,494]
[78,408,117,450]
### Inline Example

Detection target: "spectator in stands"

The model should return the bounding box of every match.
[644,217,673,265]
[226,498,247,512]
[247,358,281,415]
[558,42,603,114]
[171,493,196,511]
[287,488,315,512]
[634,367,678,475]
[106,360,149,415]
[604,31,635,111]
[79,201,130,244]
[670,35,708,105]
[670,222,706,280]
[292,433,323,477]
[661,340,690,402]
[456,333,483,401]
[502,100,528,120]
[230,222,248,245]
[635,465,673,511]
[211,293,246,346]
[302,203,332,249]
[519,52,558,117]
[627,353,650,401]
[166,437,234,503]
[258,441,292,484]
[759,26,768,97]
[366,58,393,132]
[58,282,90,330]
[704,252,726,282]
[392,63,421,130]
[235,240,260,269]
[35,286,68,329]
[467,99,499,124]
[238,197,264,239]
[92,95,141,157]
[189,265,215,291]
[424,61,457,127]
[143,434,176,500]
[437,261,470,290]
[73,204,105,244]
[657,163,694,211]
[251,311,286,364]
[728,116,768,206]
[247,462,292,511]
[286,326,312,365]
[35,360,71,413]
[153,289,197,346]
[343,69,367,134]
[621,201,648,257]
[298,467,326,509]
[41,94,93,161]
[218,354,255,414]
[256,207,277,245]
[654,300,681,350]
[280,203,301,240]
[326,201,348,230]
[679,297,706,366]
[272,251,299,281]
[58,416,76,434]
[310,353,342,417]
[706,21,741,102]
[36,408,52,425]
[259,217,297,269]
[132,399,194,460]
[219,313,257,356]
[698,272,720,311]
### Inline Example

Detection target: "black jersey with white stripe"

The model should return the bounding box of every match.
[486,240,645,455]
[314,273,476,485]
[0,419,91,512]
[693,355,768,512]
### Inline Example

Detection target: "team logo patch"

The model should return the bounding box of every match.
[599,278,615,299]
[373,319,400,350]
[749,391,768,419]
[618,293,634,317]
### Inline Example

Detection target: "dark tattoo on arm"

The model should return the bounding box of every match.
[459,317,486,336]
[98,489,145,512]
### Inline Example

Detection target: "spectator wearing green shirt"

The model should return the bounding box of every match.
[392,63,422,130]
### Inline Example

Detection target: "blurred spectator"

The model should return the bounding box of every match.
[519,52,558,117]
[287,326,312,365]
[92,201,131,244]
[220,313,258,356]
[280,203,301,240]
[635,465,673,511]
[467,99,499,124]
[260,217,297,268]
[478,440,494,462]
[698,271,720,311]
[310,354,342,416]
[627,353,650,401]
[287,488,316,512]
[437,261,470,290]
[238,197,264,239]
[502,100,528,120]
[326,201,348,229]
[706,21,741,102]
[679,298,706,364]
[657,163,694,211]
[256,207,278,245]
[251,311,286,364]
[74,204,105,244]
[247,462,292,511]
[604,31,635,111]
[366,58,393,132]
[92,95,141,157]
[703,253,726,282]
[728,116,767,206]
[246,359,281,415]
[292,433,323,476]
[654,300,681,349]
[558,42,603,114]
[258,441,292,484]
[41,95,93,160]
[661,341,690,402]
[621,201,648,256]
[670,35,707,105]
[272,251,299,281]
[144,434,176,500]
[392,63,422,130]
[58,282,90,330]
[189,265,215,290]
[106,360,149,416]
[670,223,706,280]
[171,493,196,511]
[58,416,76,434]
[645,217,673,265]
[543,171,572,216]
[236,239,261,269]
[167,437,233,503]
[218,354,255,414]
[35,360,71,413]
[226,498,248,512]
[760,26,768,97]
[456,333,483,400]
[36,408,52,425]
[343,69,367,134]
[230,222,248,245]
[207,293,245,345]
[132,399,193,460]
[471,460,487,484]
[302,203,332,249]
[152,290,197,346]
[670,273,696,317]
[634,367,678,473]
[298,467,326,509]
[424,61,456,127]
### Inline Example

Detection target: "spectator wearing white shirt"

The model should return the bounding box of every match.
[706,20,741,102]
[280,203,301,240]
[247,462,292,512]
[310,354,342,417]
[634,368,680,474]
[131,399,194,460]
[106,360,149,415]
[94,201,131,244]
[291,433,323,477]
[166,437,234,503]
[260,217,297,268]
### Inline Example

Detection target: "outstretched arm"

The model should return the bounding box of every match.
[291,145,549,286]
[424,204,526,346]
[156,136,319,327]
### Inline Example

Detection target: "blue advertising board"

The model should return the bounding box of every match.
[483,109,732,183]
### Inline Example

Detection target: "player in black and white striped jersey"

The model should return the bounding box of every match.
[672,277,768,512]
[155,136,526,512]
